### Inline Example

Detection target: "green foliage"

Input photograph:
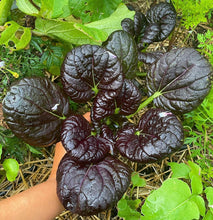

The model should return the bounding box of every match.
[2,158,19,182]
[0,0,13,25]
[69,0,122,23]
[197,30,213,64]
[183,86,213,185]
[140,161,212,219]
[172,0,213,29]
[0,21,32,52]
[118,161,213,220]
[117,172,146,220]
[0,126,43,163]
[0,44,45,101]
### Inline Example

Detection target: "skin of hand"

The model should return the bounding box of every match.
[0,112,91,220]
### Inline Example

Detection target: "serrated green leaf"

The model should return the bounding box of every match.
[168,162,190,179]
[0,0,14,25]
[0,21,31,52]
[190,195,206,216]
[141,178,200,220]
[188,161,203,195]
[69,0,122,23]
[118,198,142,220]
[3,158,19,182]
[86,3,135,35]
[131,172,146,188]
[16,0,39,16]
[205,187,213,213]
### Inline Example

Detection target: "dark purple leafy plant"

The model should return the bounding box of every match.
[146,47,212,114]
[61,44,123,103]
[2,6,212,215]
[56,154,131,216]
[116,108,184,163]
[2,77,70,147]
[61,115,111,163]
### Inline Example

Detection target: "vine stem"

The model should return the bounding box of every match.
[126,91,162,119]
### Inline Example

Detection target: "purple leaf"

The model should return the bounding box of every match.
[61,44,123,103]
[145,2,176,42]
[116,108,184,163]
[103,30,138,79]
[56,155,131,216]
[2,77,70,147]
[146,48,212,113]
[116,79,142,115]
[61,115,111,163]
[138,51,164,64]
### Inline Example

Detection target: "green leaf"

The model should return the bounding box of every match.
[0,144,2,160]
[203,210,213,220]
[131,172,146,188]
[0,0,14,25]
[190,195,206,216]
[3,158,19,182]
[34,18,106,45]
[86,3,135,35]
[168,162,190,179]
[69,0,122,23]
[39,0,71,19]
[141,178,200,220]
[16,0,39,16]
[188,161,203,195]
[205,187,213,213]
[0,21,32,52]
[27,144,43,155]
[118,197,142,220]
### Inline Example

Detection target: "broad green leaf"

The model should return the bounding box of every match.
[205,187,213,213]
[16,0,39,16]
[188,161,203,195]
[69,0,122,23]
[118,198,142,220]
[0,0,13,25]
[131,172,146,188]
[141,178,200,220]
[168,162,190,179]
[35,18,107,45]
[3,158,19,182]
[190,195,206,216]
[39,0,71,19]
[0,144,2,160]
[203,210,213,220]
[0,21,31,52]
[86,3,135,35]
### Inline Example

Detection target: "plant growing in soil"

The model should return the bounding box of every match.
[2,2,212,217]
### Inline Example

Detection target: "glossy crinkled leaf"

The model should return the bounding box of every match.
[116,108,184,163]
[2,77,70,147]
[103,30,138,78]
[141,178,200,220]
[61,115,111,163]
[116,79,141,115]
[92,79,141,121]
[0,21,31,52]
[61,44,123,103]
[138,51,164,64]
[144,2,176,42]
[147,48,212,114]
[56,154,131,216]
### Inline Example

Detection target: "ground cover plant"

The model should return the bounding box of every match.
[0,0,213,219]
